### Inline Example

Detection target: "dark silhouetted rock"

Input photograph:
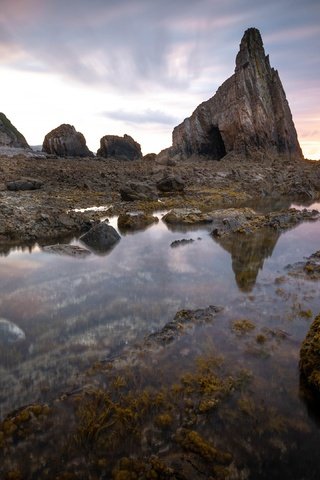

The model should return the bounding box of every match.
[80,222,120,253]
[171,28,302,161]
[97,134,142,160]
[42,124,93,157]
[0,113,30,148]
[156,175,185,192]
[120,182,158,201]
[6,178,43,191]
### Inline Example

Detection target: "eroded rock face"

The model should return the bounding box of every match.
[0,113,29,149]
[171,28,303,161]
[97,134,142,160]
[42,124,93,157]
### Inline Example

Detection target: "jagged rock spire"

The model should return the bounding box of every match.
[171,28,303,161]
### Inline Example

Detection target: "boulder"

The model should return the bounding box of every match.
[143,153,157,162]
[42,124,93,157]
[80,222,120,253]
[300,314,320,393]
[156,175,185,192]
[97,134,142,160]
[0,113,30,149]
[6,178,43,191]
[120,181,158,201]
[171,28,303,161]
[118,212,158,232]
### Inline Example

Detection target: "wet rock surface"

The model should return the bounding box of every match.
[42,244,91,258]
[80,222,120,253]
[300,314,320,393]
[118,211,159,232]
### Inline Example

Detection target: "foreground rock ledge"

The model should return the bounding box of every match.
[300,314,320,393]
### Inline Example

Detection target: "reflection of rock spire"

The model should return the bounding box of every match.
[214,228,280,292]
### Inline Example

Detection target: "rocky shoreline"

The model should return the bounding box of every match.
[0,152,319,250]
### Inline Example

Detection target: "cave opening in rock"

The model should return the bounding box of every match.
[199,126,226,160]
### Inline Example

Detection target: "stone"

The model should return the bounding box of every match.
[42,244,91,258]
[0,113,30,149]
[80,222,120,253]
[6,178,43,191]
[300,314,320,393]
[42,124,94,157]
[120,181,158,201]
[170,238,195,248]
[171,28,303,161]
[156,175,185,192]
[163,208,213,225]
[97,134,142,160]
[118,212,159,231]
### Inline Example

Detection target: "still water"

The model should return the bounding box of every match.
[0,205,320,478]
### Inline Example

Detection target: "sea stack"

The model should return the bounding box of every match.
[42,124,94,157]
[0,113,30,149]
[171,28,303,161]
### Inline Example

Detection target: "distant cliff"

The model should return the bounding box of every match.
[171,28,303,161]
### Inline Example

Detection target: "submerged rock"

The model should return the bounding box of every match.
[80,222,120,253]
[300,314,320,393]
[97,134,142,160]
[118,212,158,232]
[171,28,302,161]
[170,238,195,248]
[42,244,91,258]
[42,124,93,157]
[0,113,30,149]
[0,318,25,344]
[6,178,43,191]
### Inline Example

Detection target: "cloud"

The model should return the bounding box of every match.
[101,109,178,125]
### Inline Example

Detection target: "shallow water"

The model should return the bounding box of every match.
[1,204,320,478]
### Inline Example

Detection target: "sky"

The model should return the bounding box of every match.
[0,0,319,158]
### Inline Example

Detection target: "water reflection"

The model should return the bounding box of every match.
[213,227,280,292]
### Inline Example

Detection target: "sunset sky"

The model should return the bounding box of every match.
[0,0,319,158]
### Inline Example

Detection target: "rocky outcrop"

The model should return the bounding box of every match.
[156,175,185,193]
[300,314,320,393]
[97,134,142,160]
[0,113,29,149]
[42,124,93,157]
[171,28,303,161]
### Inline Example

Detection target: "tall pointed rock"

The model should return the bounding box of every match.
[171,28,303,160]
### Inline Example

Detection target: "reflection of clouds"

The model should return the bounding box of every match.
[167,247,197,274]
